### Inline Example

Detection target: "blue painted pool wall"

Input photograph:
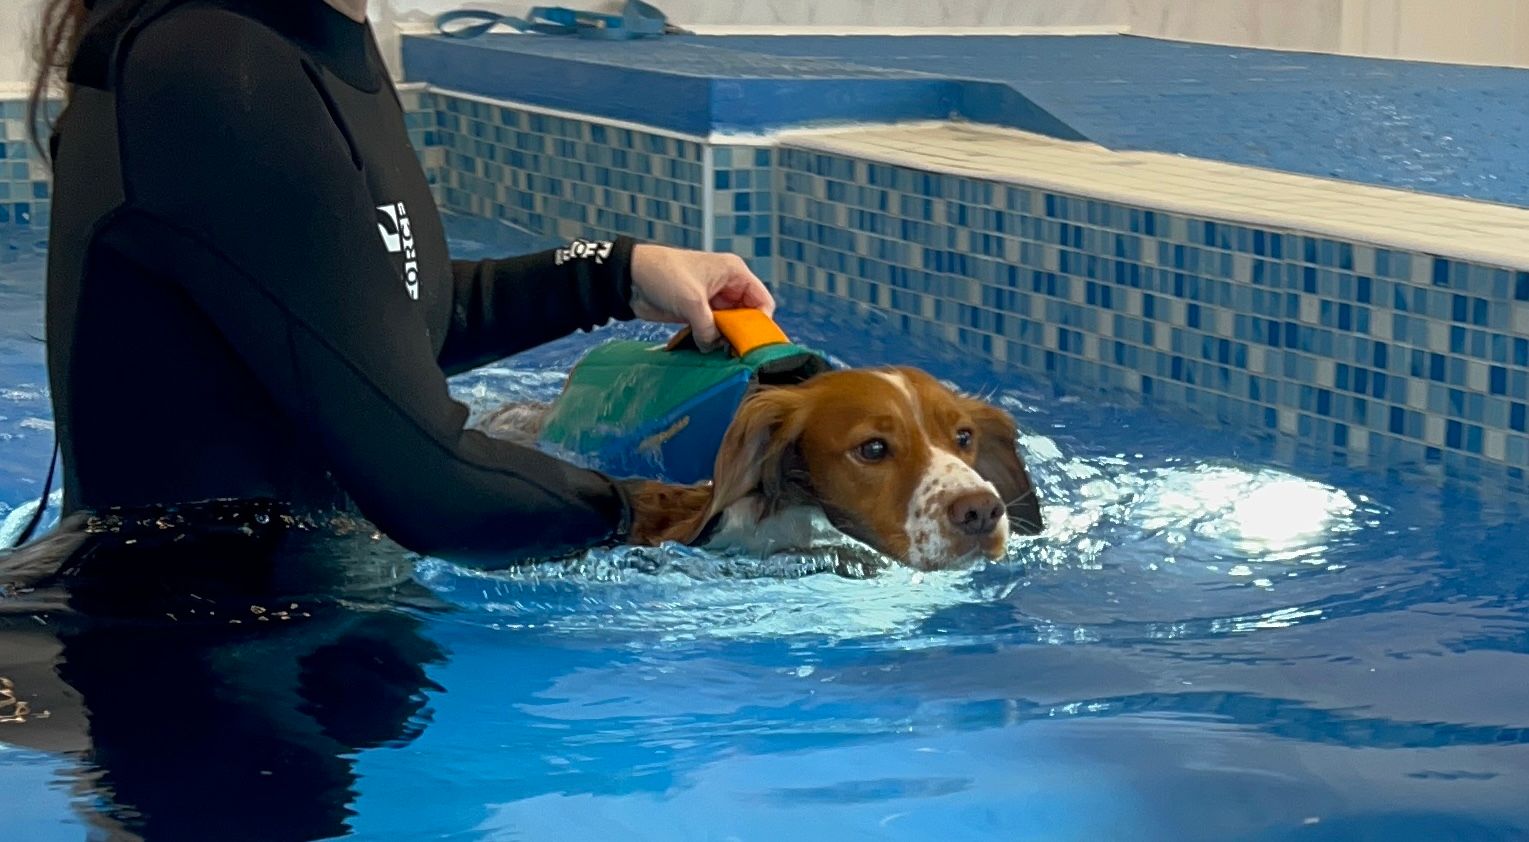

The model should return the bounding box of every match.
[401,36,1085,140]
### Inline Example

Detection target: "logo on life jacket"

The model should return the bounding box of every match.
[376,201,420,300]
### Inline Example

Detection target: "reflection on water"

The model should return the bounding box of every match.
[1130,466,1360,559]
[2,521,447,841]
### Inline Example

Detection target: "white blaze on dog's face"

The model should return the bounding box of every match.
[702,367,1043,570]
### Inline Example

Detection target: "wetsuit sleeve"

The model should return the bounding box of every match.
[100,13,632,565]
[440,241,639,375]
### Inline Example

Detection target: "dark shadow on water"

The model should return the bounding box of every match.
[1,526,450,841]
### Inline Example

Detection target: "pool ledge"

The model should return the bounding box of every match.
[776,121,1529,279]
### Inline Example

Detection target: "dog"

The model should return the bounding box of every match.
[479,365,1043,570]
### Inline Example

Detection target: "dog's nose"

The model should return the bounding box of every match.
[947,491,1004,536]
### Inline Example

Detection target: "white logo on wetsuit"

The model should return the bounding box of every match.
[555,238,614,265]
[376,202,420,300]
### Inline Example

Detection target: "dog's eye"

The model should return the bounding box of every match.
[956,428,974,450]
[856,439,890,462]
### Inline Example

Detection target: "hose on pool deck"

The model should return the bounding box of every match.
[435,0,689,41]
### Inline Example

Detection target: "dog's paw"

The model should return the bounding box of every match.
[474,402,551,444]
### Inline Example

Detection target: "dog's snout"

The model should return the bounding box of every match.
[947,491,1003,536]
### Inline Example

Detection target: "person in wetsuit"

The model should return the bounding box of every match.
[22,0,775,567]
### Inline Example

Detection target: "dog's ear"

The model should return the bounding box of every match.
[707,387,807,519]
[964,399,1044,535]
[624,388,807,548]
[625,481,718,547]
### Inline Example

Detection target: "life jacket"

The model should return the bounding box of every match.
[537,309,830,483]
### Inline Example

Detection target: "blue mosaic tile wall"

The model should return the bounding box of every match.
[773,146,1529,481]
[711,145,776,284]
[415,88,1529,481]
[397,85,440,191]
[422,90,781,281]
[426,91,708,250]
[0,100,55,229]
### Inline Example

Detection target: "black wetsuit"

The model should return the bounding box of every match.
[43,0,641,566]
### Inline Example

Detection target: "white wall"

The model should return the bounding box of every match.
[1,0,44,92]
[1336,0,1529,67]
[1128,0,1529,67]
[5,0,1529,89]
[1132,0,1345,54]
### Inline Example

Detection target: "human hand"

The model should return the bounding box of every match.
[628,244,776,350]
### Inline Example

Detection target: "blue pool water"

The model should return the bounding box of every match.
[2,218,1529,841]
[409,34,1529,207]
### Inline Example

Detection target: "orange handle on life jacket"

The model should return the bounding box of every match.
[713,308,789,355]
[664,308,788,356]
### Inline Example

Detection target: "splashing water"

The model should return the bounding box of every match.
[426,326,1382,656]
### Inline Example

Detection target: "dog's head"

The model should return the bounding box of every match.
[629,367,1043,569]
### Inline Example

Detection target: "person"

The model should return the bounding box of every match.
[20,0,775,568]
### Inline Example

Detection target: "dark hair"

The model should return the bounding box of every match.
[28,0,92,158]
[30,0,159,159]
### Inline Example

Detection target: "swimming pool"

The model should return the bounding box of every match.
[2,218,1528,840]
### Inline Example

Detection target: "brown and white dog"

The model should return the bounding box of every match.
[481,366,1043,570]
